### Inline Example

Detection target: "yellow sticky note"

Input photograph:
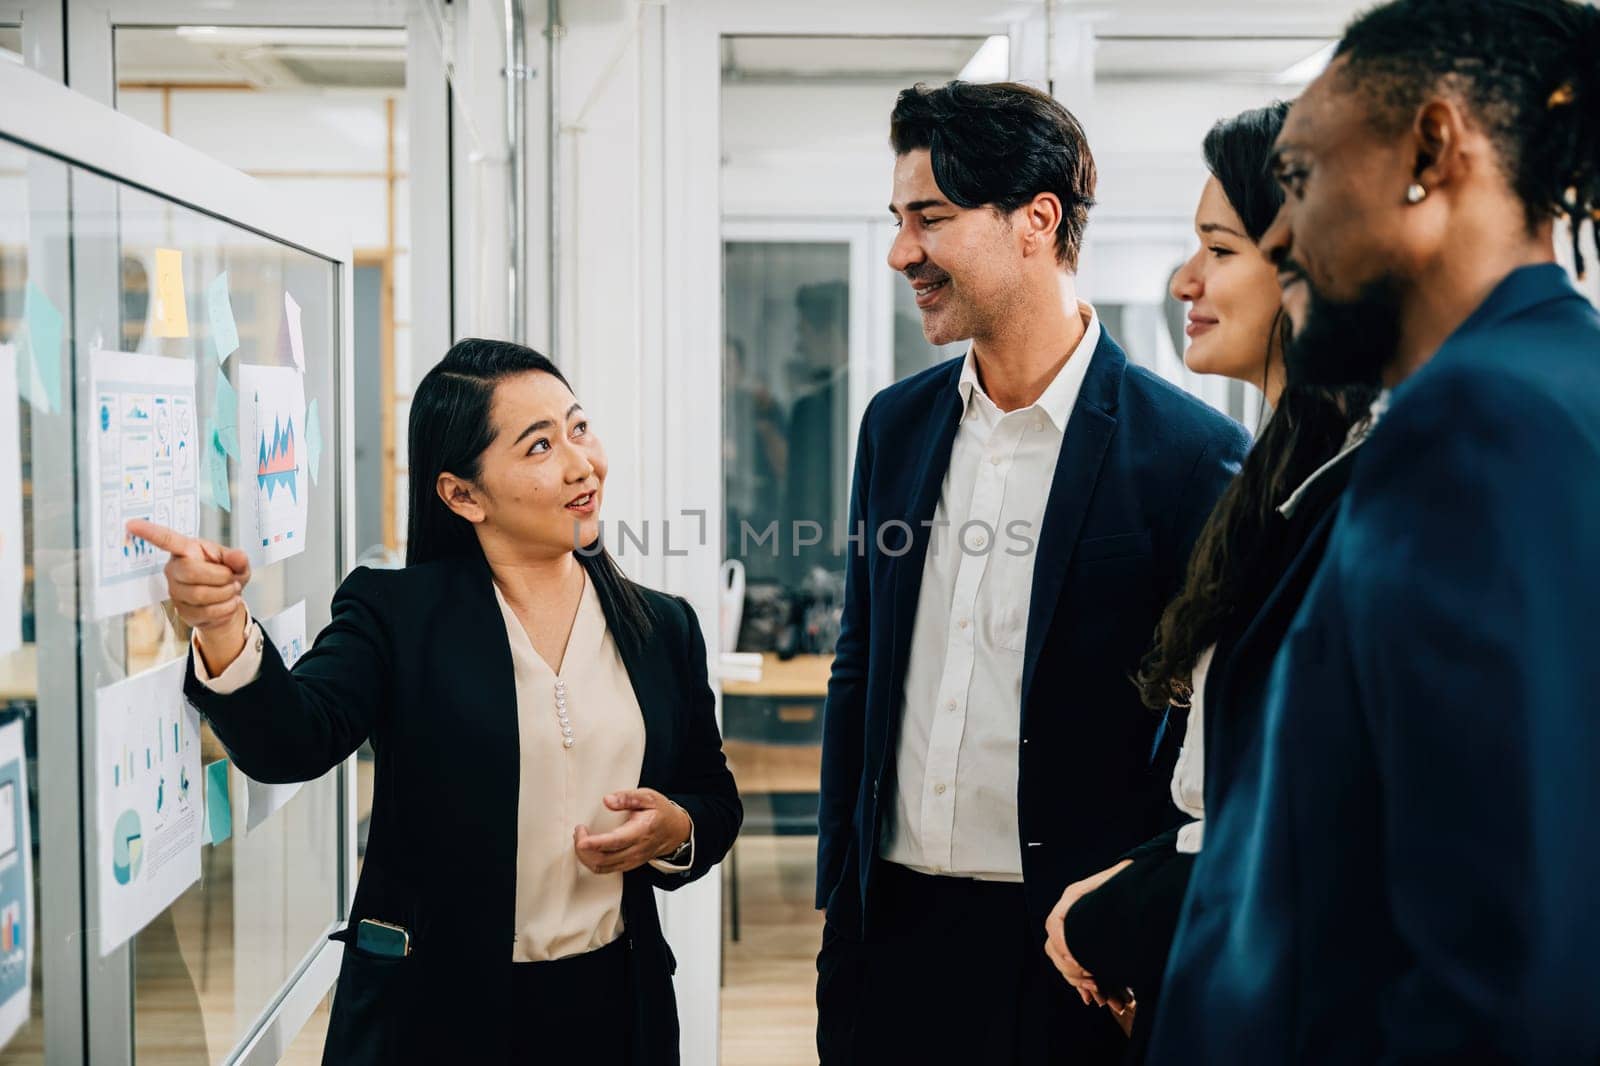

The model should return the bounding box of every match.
[153,248,190,338]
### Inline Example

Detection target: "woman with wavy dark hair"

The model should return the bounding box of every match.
[1039,103,1379,1061]
[132,339,741,1065]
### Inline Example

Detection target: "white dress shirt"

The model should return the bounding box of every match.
[882,303,1101,881]
[192,570,692,962]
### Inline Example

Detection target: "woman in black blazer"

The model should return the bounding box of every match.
[132,339,741,1065]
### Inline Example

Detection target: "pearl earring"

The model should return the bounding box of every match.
[1406,183,1428,204]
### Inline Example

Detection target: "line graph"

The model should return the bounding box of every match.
[256,416,298,502]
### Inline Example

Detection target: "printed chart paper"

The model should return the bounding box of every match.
[244,600,308,831]
[95,659,201,956]
[89,351,200,620]
[236,365,308,567]
[0,346,22,655]
[0,720,33,1052]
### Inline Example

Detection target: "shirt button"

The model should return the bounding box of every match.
[958,618,969,629]
[934,783,947,795]
[990,454,1002,465]
[974,534,988,548]
[946,699,957,712]
[1034,422,1043,432]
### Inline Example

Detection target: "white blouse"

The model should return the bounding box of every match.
[1171,646,1212,854]
[496,575,646,962]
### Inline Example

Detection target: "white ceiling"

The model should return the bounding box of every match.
[722,36,989,84]
[1095,36,1334,82]
[722,30,1336,87]
[114,26,406,89]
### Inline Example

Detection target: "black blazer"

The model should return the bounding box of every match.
[184,552,742,1065]
[816,327,1251,938]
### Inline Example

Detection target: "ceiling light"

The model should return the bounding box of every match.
[1276,42,1335,84]
[959,35,1010,83]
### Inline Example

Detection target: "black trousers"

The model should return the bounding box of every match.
[1062,849,1196,1065]
[510,936,630,1065]
[817,861,1127,1065]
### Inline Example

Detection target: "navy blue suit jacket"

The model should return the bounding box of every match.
[816,327,1250,936]
[1151,264,1600,1064]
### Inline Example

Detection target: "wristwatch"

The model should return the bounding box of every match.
[659,799,692,865]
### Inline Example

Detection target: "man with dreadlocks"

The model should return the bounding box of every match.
[1148,1,1600,1062]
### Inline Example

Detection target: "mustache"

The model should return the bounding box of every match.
[904,264,950,285]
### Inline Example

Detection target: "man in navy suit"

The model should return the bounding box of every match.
[1151,1,1600,1062]
[813,80,1250,1064]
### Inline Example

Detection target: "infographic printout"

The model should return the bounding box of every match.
[95,658,201,956]
[0,720,33,1051]
[89,351,199,619]
[236,365,308,567]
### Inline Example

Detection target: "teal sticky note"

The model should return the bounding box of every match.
[22,281,63,413]
[213,374,240,459]
[208,426,232,514]
[306,398,323,486]
[204,759,231,846]
[207,272,240,365]
[196,418,217,511]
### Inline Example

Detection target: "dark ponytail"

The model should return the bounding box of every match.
[1533,6,1600,278]
[406,338,655,656]
[1135,105,1378,710]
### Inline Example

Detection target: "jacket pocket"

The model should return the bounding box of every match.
[324,925,416,1065]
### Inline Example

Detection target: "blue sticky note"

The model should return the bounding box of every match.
[22,281,63,413]
[213,374,240,459]
[306,398,323,486]
[197,418,218,511]
[209,426,232,514]
[204,759,231,846]
[207,272,240,365]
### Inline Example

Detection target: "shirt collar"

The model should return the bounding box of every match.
[957,302,1101,430]
[1276,389,1390,519]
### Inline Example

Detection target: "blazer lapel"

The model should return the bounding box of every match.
[1209,450,1358,719]
[887,363,966,713]
[1019,332,1125,716]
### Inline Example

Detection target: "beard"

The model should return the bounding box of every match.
[1284,271,1402,389]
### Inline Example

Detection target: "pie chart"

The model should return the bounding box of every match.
[112,809,143,886]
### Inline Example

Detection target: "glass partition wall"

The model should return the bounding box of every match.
[0,59,352,1065]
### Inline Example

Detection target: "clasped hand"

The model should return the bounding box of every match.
[1043,859,1134,1015]
[573,789,691,875]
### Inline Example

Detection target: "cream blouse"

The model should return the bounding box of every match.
[495,575,647,962]
[194,569,692,965]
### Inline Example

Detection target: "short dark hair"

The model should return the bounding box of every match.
[1203,101,1293,242]
[890,80,1097,270]
[1333,0,1600,274]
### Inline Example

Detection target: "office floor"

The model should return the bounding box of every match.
[720,835,825,1066]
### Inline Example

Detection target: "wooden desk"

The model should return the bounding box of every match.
[720,653,831,699]
[721,653,830,795]
[0,644,36,702]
